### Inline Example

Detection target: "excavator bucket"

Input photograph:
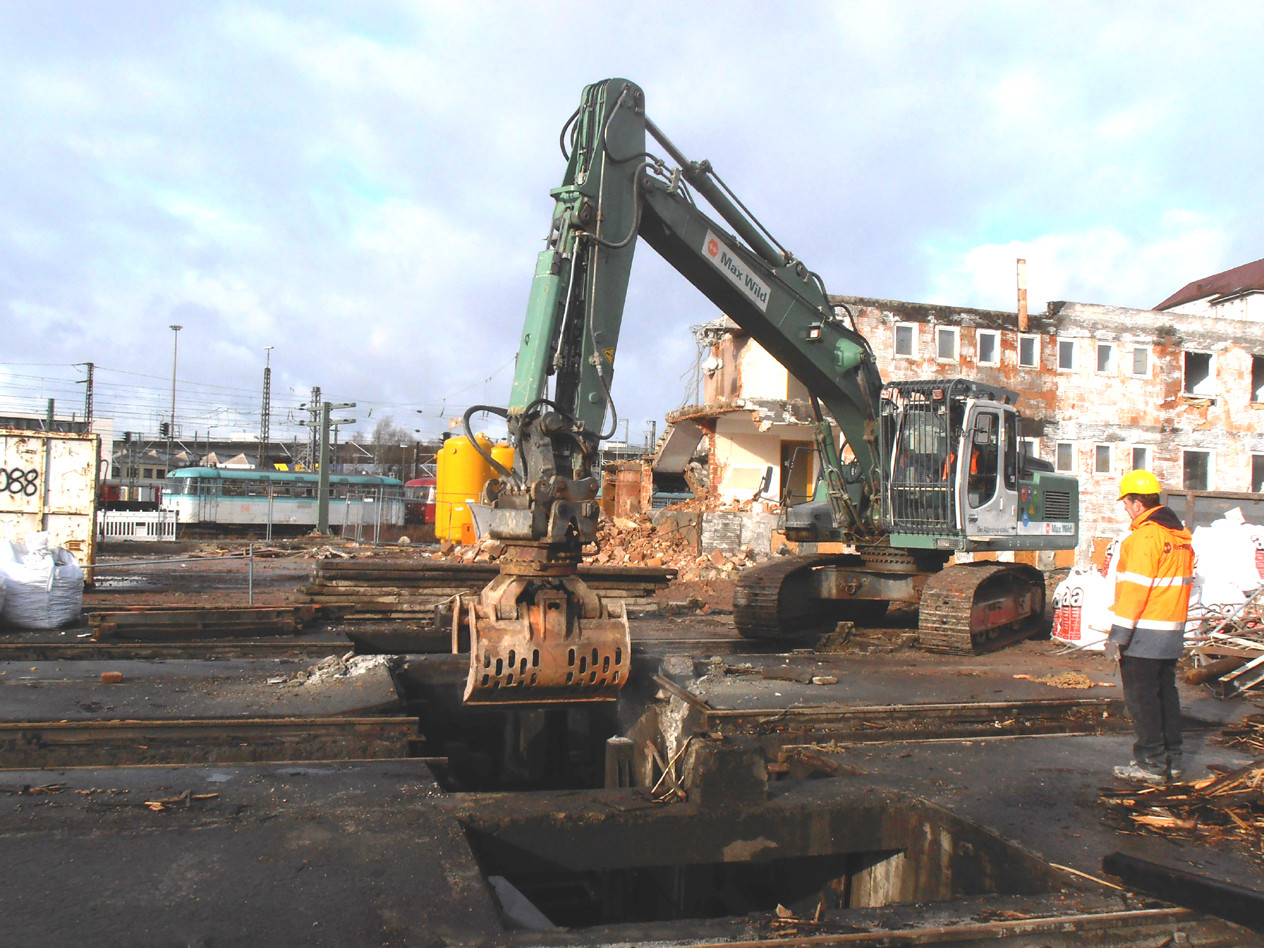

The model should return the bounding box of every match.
[462,572,630,706]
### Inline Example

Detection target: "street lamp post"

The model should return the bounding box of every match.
[168,324,182,473]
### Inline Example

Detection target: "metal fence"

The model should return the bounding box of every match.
[96,510,178,542]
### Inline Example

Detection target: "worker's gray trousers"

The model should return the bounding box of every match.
[1119,655,1182,773]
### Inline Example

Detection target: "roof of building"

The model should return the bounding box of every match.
[1154,256,1264,311]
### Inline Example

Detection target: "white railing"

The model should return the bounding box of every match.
[97,510,178,541]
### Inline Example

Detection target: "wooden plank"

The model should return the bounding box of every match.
[88,605,323,642]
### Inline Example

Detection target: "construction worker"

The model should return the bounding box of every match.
[1108,469,1194,785]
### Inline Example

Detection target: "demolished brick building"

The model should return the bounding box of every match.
[668,258,1264,564]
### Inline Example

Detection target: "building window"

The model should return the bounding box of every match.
[1131,446,1150,471]
[1055,442,1075,473]
[1183,449,1211,490]
[1019,437,1039,457]
[894,323,917,358]
[936,326,958,361]
[977,330,999,366]
[1183,351,1214,398]
[1096,342,1114,374]
[1253,456,1264,492]
[1253,355,1264,403]
[1094,444,1111,474]
[1057,339,1075,371]
[1019,334,1039,369]
[1130,346,1150,378]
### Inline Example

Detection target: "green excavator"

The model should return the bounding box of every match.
[457,79,1078,706]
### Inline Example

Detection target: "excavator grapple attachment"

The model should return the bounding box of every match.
[463,572,630,706]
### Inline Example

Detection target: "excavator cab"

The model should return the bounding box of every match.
[881,379,1021,542]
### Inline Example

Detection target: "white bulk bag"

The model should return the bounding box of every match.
[0,533,85,630]
[1051,568,1113,650]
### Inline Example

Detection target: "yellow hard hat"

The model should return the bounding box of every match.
[1119,469,1161,499]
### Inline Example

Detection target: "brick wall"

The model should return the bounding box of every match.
[843,296,1264,561]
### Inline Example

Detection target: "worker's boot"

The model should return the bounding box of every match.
[1112,761,1166,786]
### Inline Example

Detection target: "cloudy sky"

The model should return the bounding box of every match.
[1,2,1259,450]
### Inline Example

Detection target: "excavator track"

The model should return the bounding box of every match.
[917,562,1046,654]
[734,554,863,641]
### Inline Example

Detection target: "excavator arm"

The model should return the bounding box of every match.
[461,78,887,705]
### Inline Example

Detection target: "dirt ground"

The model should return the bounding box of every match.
[4,539,1263,946]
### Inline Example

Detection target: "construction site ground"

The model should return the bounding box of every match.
[1,540,1262,946]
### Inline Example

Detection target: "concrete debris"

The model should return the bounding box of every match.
[283,652,394,687]
[423,509,766,582]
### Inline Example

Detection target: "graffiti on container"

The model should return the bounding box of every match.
[0,468,40,497]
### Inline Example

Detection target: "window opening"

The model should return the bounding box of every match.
[1183,450,1210,491]
[1131,346,1149,377]
[1055,442,1075,473]
[936,327,957,361]
[977,330,999,366]
[1131,446,1150,472]
[1184,352,1214,398]
[894,324,916,358]
[1057,339,1074,371]
[1096,343,1113,374]
[967,411,1000,509]
[1094,444,1111,474]
[1018,335,1039,369]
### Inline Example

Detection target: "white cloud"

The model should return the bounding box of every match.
[3,2,1264,442]
[923,211,1231,312]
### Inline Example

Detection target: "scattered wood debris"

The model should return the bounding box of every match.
[1219,713,1264,757]
[1101,756,1264,863]
[1187,589,1264,696]
[142,789,219,811]
[1012,672,1102,689]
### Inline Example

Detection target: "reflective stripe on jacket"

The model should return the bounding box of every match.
[1110,505,1193,658]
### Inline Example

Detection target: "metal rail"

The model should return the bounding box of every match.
[0,641,356,661]
[0,715,421,769]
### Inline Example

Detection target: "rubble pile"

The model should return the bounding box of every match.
[423,508,770,583]
[649,495,762,514]
[587,514,759,582]
[278,651,394,687]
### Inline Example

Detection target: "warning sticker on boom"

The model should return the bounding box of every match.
[703,230,770,313]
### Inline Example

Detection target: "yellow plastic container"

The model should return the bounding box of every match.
[436,435,492,544]
[490,442,515,481]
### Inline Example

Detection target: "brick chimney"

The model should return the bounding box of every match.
[1017,258,1029,332]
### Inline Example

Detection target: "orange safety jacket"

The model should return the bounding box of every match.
[1109,505,1194,658]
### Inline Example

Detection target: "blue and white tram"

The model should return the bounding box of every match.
[161,467,405,532]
